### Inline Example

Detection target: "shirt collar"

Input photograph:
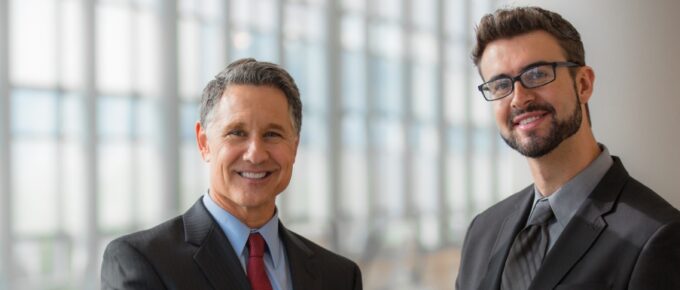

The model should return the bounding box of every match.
[533,144,613,228]
[202,192,285,269]
[256,208,284,269]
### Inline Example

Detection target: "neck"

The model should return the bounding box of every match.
[209,190,275,228]
[527,129,600,196]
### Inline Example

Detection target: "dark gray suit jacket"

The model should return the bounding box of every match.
[101,199,362,290]
[456,157,680,290]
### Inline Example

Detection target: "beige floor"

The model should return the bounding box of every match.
[359,247,461,290]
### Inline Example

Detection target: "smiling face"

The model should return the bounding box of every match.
[196,85,299,227]
[479,30,591,158]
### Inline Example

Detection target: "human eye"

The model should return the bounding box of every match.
[487,79,511,94]
[263,131,283,139]
[224,129,246,138]
[523,66,550,82]
[493,80,511,91]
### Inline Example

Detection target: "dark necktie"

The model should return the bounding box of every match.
[247,233,273,290]
[501,199,554,290]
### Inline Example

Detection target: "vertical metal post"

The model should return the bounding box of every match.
[486,2,501,204]
[274,0,290,217]
[401,0,415,222]
[274,0,291,218]
[400,0,419,284]
[222,0,232,63]
[159,0,180,218]
[82,0,99,288]
[362,0,376,231]
[462,0,476,223]
[324,0,342,250]
[434,0,450,246]
[274,0,284,64]
[52,1,68,284]
[0,0,12,288]
[129,0,141,230]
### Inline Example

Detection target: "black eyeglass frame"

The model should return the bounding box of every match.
[477,61,582,101]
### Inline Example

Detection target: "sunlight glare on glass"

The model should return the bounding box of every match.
[233,31,252,50]
[10,0,57,86]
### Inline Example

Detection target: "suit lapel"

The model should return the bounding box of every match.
[183,199,251,290]
[479,186,534,290]
[279,222,322,290]
[530,157,629,290]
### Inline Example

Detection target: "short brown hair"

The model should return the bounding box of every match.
[472,6,585,67]
[199,58,303,135]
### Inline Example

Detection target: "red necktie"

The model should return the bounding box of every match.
[247,233,273,290]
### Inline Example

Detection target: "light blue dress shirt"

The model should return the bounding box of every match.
[203,193,293,290]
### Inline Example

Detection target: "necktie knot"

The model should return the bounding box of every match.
[248,233,266,258]
[527,199,554,226]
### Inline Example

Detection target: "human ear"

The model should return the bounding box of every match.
[576,66,596,104]
[195,121,211,162]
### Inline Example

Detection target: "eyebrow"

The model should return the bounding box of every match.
[520,61,552,72]
[220,122,290,133]
[486,60,553,82]
[267,123,288,133]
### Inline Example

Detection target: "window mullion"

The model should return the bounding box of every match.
[0,0,13,288]
[81,0,99,288]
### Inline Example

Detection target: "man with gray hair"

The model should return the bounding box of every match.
[101,58,362,290]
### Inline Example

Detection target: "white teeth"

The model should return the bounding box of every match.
[519,116,540,125]
[240,172,267,179]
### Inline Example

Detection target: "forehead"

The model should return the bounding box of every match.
[220,84,288,106]
[479,30,566,79]
[211,85,291,124]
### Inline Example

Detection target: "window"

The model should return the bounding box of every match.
[0,0,506,288]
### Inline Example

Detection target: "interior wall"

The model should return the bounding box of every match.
[497,0,680,207]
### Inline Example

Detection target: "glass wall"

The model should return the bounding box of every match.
[0,0,511,289]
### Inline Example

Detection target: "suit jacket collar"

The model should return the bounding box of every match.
[184,199,251,290]
[182,199,322,290]
[478,185,535,290]
[478,156,629,290]
[530,156,628,289]
[279,222,323,290]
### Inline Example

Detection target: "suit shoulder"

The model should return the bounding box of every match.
[284,229,363,289]
[288,230,360,268]
[618,177,680,223]
[104,215,186,255]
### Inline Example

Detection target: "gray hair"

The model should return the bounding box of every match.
[199,58,302,135]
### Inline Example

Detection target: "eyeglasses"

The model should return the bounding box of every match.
[477,61,581,101]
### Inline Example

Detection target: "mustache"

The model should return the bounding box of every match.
[507,103,557,126]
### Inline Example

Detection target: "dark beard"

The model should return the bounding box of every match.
[501,92,582,158]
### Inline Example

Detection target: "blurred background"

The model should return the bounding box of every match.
[1,0,679,289]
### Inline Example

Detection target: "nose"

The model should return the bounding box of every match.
[509,80,536,109]
[243,138,269,164]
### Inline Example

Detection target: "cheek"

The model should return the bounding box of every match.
[549,96,573,118]
[212,144,240,170]
[273,147,297,169]
[493,102,509,126]
[276,153,295,169]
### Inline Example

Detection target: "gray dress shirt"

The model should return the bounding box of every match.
[529,144,613,251]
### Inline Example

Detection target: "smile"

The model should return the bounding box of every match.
[512,111,548,129]
[237,171,272,179]
[519,115,541,126]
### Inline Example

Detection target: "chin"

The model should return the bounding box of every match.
[240,191,276,203]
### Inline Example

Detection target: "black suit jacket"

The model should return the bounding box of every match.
[101,199,362,290]
[456,157,680,290]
